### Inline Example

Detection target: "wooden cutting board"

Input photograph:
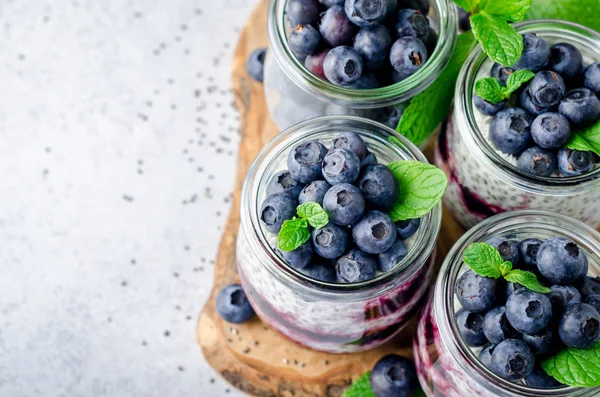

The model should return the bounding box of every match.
[196,1,464,395]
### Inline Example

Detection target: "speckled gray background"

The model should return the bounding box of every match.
[0,0,258,396]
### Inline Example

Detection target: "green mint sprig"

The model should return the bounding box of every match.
[475,70,535,104]
[541,341,600,387]
[566,120,600,156]
[526,0,600,33]
[463,243,550,293]
[343,371,426,397]
[277,202,328,252]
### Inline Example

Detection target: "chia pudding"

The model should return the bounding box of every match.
[436,21,600,230]
[237,116,441,353]
[413,210,600,397]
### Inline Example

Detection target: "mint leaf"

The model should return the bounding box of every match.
[475,78,505,104]
[343,372,376,397]
[542,342,600,387]
[499,261,513,276]
[463,242,505,278]
[566,121,600,156]
[397,31,477,145]
[503,69,535,96]
[387,161,447,221]
[454,0,479,13]
[482,0,532,21]
[505,269,551,293]
[277,217,310,252]
[471,12,523,66]
[527,0,600,32]
[297,202,329,229]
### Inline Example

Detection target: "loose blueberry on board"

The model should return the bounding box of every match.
[524,366,563,388]
[455,269,499,313]
[298,180,331,205]
[479,344,495,368]
[505,282,524,299]
[260,192,298,233]
[537,237,586,285]
[345,0,394,28]
[505,288,552,335]
[319,6,357,47]
[519,87,556,117]
[558,88,600,128]
[300,263,337,282]
[267,170,305,198]
[356,164,399,211]
[518,238,543,270]
[352,210,397,254]
[520,326,554,355]
[557,149,595,177]
[580,276,600,297]
[216,284,255,324]
[491,63,515,86]
[395,9,430,43]
[489,339,534,381]
[335,248,378,282]
[530,112,571,150]
[457,6,471,31]
[549,43,583,81]
[513,34,550,72]
[457,309,488,347]
[246,48,267,83]
[584,62,600,94]
[354,25,393,71]
[489,108,533,156]
[288,24,322,58]
[377,239,408,272]
[288,140,328,183]
[332,131,368,160]
[322,148,362,184]
[558,303,600,348]
[361,151,378,167]
[389,37,428,81]
[311,222,349,259]
[486,237,520,265]
[474,95,506,116]
[322,183,366,226]
[285,0,321,25]
[323,46,364,86]
[528,71,565,108]
[305,49,331,78]
[517,146,557,177]
[370,355,419,397]
[395,218,420,240]
[549,284,581,318]
[483,306,518,345]
[276,240,314,269]
[585,294,600,313]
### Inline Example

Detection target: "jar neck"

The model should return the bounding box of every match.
[454,20,600,196]
[240,116,441,298]
[434,209,600,397]
[267,0,457,109]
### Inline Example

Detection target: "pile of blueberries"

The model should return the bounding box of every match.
[475,33,600,177]
[260,131,421,283]
[285,0,437,88]
[455,236,600,387]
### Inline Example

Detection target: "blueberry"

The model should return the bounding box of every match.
[491,63,515,86]
[352,210,397,254]
[489,108,533,156]
[319,0,345,6]
[537,237,586,285]
[276,240,314,269]
[520,326,554,355]
[378,239,408,272]
[585,294,600,313]
[397,0,429,14]
[267,170,305,198]
[558,303,600,348]
[389,37,428,81]
[580,276,600,297]
[311,222,349,259]
[395,218,420,240]
[354,25,393,71]
[519,87,556,117]
[517,146,557,177]
[558,149,594,177]
[490,339,534,381]
[549,284,581,318]
[456,309,488,347]
[336,248,377,282]
[323,183,365,225]
[518,238,543,271]
[332,131,368,160]
[260,193,298,233]
[513,34,550,72]
[422,27,437,55]
[300,263,337,282]
[370,355,418,397]
[361,152,378,167]
[506,288,552,335]
[524,366,563,389]
[455,269,499,313]
[319,6,357,47]
[298,180,331,205]
[305,48,331,79]
[216,284,255,324]
[457,6,471,31]
[479,344,495,368]
[346,73,380,89]
[474,95,505,116]
[356,164,399,211]
[345,0,395,28]
[322,148,361,185]
[528,70,565,108]
[558,88,600,128]
[286,0,321,25]
[483,306,518,345]
[288,140,328,183]
[323,46,364,86]
[531,112,571,150]
[584,62,600,94]
[486,237,520,265]
[505,282,524,299]
[549,43,583,81]
[395,9,430,43]
[289,24,321,58]
[246,48,266,82]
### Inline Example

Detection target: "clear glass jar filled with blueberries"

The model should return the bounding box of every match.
[414,210,600,397]
[437,20,600,230]
[236,116,442,353]
[263,0,457,130]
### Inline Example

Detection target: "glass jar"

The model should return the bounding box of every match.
[237,116,441,353]
[436,20,600,230]
[264,0,457,130]
[413,210,600,397]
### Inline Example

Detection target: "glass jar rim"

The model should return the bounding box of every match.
[267,0,458,109]
[434,209,600,396]
[239,115,441,296]
[455,20,600,196]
